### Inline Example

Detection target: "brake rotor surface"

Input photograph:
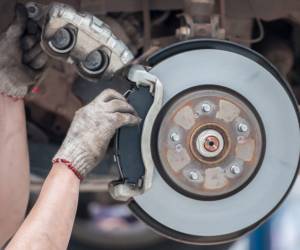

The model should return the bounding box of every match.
[127,40,300,244]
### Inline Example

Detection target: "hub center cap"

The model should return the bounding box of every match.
[196,129,224,157]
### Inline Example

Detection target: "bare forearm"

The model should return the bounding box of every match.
[0,95,29,246]
[6,163,80,250]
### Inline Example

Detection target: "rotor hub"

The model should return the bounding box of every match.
[155,87,264,199]
[191,125,227,161]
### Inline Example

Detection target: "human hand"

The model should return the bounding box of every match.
[0,4,48,98]
[53,89,140,179]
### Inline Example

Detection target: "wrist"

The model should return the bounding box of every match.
[0,79,28,98]
[52,159,84,181]
[51,162,81,186]
[53,139,96,178]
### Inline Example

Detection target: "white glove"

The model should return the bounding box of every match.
[53,89,141,179]
[0,4,48,98]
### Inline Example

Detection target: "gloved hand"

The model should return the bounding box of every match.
[0,4,48,98]
[53,89,141,179]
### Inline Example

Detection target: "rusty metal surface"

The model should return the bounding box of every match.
[157,88,264,198]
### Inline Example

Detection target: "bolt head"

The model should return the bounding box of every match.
[189,171,199,180]
[238,123,248,132]
[201,103,211,113]
[230,165,241,175]
[170,132,180,142]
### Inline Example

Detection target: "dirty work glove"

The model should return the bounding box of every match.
[53,89,141,180]
[0,4,48,98]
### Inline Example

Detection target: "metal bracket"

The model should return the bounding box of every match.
[109,65,163,201]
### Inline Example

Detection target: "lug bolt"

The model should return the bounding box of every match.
[189,171,199,180]
[238,123,248,132]
[202,103,211,113]
[170,132,180,142]
[230,165,241,175]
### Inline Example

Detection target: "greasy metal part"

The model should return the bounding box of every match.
[41,2,134,81]
[176,0,225,40]
[155,88,263,198]
[109,65,163,201]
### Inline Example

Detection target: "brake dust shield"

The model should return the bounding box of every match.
[117,40,300,244]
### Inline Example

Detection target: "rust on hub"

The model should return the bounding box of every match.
[156,88,263,198]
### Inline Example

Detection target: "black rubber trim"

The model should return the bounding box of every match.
[151,85,266,201]
[128,39,300,245]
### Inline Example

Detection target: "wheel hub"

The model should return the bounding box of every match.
[201,133,221,154]
[155,87,264,199]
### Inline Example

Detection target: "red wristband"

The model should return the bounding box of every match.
[52,158,84,181]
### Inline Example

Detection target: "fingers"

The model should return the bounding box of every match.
[28,52,48,70]
[114,112,141,128]
[106,99,137,115]
[98,89,126,102]
[21,19,42,51]
[22,43,43,64]
[22,42,48,70]
[21,35,39,51]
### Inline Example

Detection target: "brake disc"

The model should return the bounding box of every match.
[116,39,300,244]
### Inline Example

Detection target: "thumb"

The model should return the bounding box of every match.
[6,4,28,40]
